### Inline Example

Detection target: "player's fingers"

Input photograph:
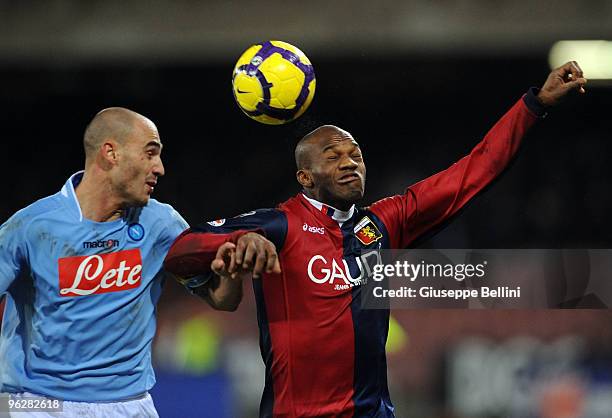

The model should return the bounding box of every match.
[235,239,247,266]
[215,242,235,273]
[563,78,587,93]
[265,245,278,273]
[242,241,257,269]
[570,60,583,78]
[253,244,267,279]
[211,258,227,276]
[272,256,281,274]
[555,61,574,76]
[215,242,234,260]
[558,61,583,81]
[228,248,237,274]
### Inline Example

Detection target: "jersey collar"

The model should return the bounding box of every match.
[301,193,355,225]
[60,171,129,224]
[60,171,86,221]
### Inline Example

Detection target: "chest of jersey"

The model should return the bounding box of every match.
[279,207,384,298]
[24,217,157,301]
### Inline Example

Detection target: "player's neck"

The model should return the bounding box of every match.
[302,192,354,213]
[75,171,124,222]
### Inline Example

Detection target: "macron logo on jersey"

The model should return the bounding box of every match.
[58,249,143,297]
[82,239,119,249]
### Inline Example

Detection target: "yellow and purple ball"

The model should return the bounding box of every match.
[232,40,316,125]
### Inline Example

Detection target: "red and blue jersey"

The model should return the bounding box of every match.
[165,90,544,417]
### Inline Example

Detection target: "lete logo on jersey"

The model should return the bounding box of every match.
[58,249,143,297]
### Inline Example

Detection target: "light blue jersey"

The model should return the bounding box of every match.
[0,172,188,401]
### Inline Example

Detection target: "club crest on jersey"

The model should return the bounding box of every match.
[207,219,226,227]
[354,216,382,245]
[127,223,145,241]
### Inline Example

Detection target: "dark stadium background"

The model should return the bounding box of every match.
[3,57,612,248]
[1,1,612,417]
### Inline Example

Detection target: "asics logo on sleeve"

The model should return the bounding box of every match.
[58,249,143,297]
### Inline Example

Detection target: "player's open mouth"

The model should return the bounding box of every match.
[146,180,157,192]
[337,173,361,185]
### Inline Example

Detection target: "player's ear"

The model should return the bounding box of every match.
[296,169,313,189]
[100,141,119,166]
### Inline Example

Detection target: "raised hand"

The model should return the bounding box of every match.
[537,61,587,107]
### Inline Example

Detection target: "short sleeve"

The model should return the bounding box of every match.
[168,207,189,237]
[0,213,27,294]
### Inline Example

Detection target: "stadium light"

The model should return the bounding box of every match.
[549,40,612,80]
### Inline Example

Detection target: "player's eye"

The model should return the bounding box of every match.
[352,154,362,160]
[326,154,338,161]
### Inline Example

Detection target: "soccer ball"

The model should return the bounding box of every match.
[232,40,316,125]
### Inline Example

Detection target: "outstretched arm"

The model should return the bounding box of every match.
[370,61,586,248]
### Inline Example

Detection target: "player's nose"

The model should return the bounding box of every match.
[339,155,359,170]
[153,158,165,177]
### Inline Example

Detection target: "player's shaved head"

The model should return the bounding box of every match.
[295,124,365,210]
[295,125,353,169]
[83,107,153,161]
